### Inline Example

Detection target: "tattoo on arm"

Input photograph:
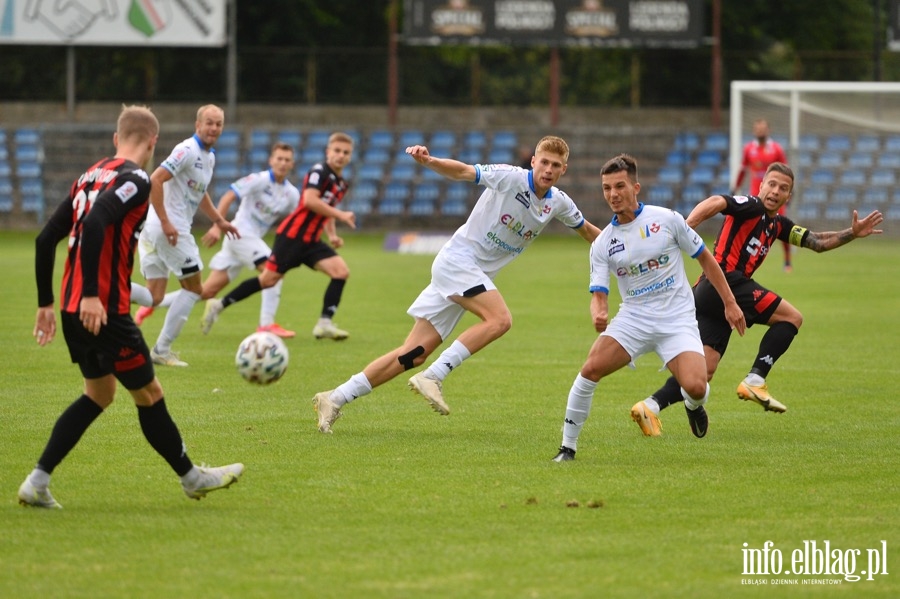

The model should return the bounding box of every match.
[803,229,854,252]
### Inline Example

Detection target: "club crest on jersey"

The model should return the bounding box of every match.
[639,222,661,239]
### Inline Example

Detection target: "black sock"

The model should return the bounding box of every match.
[222,277,263,308]
[750,321,799,378]
[321,278,346,319]
[651,376,684,411]
[137,399,194,476]
[36,394,104,474]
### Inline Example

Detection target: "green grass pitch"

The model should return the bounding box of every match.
[1,229,898,598]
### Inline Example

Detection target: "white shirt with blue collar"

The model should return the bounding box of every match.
[441,164,585,276]
[590,203,705,318]
[146,133,216,234]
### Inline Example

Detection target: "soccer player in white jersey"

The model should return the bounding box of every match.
[312,136,602,433]
[551,154,746,461]
[131,105,239,367]
[135,142,301,338]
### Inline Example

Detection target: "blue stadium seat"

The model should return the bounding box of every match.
[218,130,241,149]
[421,167,444,182]
[695,150,722,167]
[487,148,514,164]
[216,148,241,167]
[855,135,880,152]
[657,166,683,185]
[665,150,691,166]
[492,131,518,149]
[675,132,700,151]
[0,162,12,178]
[14,146,41,163]
[796,151,815,168]
[361,148,391,164]
[802,186,828,204]
[389,163,416,182]
[14,128,40,146]
[463,131,487,149]
[688,166,715,185]
[458,148,482,164]
[356,164,385,182]
[409,198,437,216]
[429,130,456,151]
[830,187,857,205]
[871,168,896,187]
[646,185,675,207]
[383,181,410,202]
[817,152,842,169]
[247,148,270,170]
[877,153,900,168]
[441,198,468,216]
[413,182,440,203]
[884,136,900,153]
[446,182,470,203]
[839,170,865,187]
[0,146,7,161]
[704,132,729,152]
[0,179,12,213]
[824,205,851,220]
[399,130,425,147]
[249,129,271,150]
[346,197,373,215]
[20,177,44,217]
[793,204,819,220]
[215,163,242,182]
[824,135,851,152]
[276,129,302,148]
[305,130,331,149]
[378,198,405,215]
[798,134,820,152]
[847,152,873,169]
[16,161,41,179]
[861,188,888,206]
[809,169,835,186]
[213,180,233,201]
[681,184,707,204]
[350,180,379,203]
[301,147,323,165]
[368,130,394,150]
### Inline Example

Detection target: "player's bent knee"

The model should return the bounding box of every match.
[397,346,426,371]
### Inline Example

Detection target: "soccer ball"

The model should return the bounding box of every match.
[235,332,289,385]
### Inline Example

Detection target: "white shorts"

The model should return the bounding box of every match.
[208,235,271,281]
[407,250,497,341]
[138,227,203,281]
[602,308,703,367]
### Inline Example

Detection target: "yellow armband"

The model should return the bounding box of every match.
[789,225,809,247]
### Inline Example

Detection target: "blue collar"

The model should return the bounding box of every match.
[611,202,645,226]
[528,171,552,199]
[193,133,215,153]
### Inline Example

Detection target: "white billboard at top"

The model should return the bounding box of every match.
[0,0,226,46]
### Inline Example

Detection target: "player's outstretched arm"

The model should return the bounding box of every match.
[406,145,477,182]
[802,209,884,253]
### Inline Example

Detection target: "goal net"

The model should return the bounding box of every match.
[729,81,900,226]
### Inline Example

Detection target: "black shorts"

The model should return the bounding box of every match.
[61,311,155,390]
[693,271,782,357]
[267,237,337,274]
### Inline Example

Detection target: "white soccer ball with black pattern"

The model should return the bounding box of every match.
[235,332,289,385]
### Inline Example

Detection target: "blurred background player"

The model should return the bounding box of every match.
[130,104,239,367]
[200,132,356,340]
[136,142,300,338]
[20,105,243,509]
[732,118,792,270]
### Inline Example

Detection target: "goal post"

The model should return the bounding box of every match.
[729,81,900,221]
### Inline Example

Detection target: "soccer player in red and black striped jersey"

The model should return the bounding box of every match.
[19,106,243,509]
[201,132,357,340]
[630,163,883,437]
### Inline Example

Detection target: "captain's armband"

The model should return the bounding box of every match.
[789,225,809,247]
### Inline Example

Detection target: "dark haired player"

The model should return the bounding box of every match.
[632,162,884,438]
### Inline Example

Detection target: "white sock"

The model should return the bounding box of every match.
[332,372,373,407]
[130,283,153,307]
[259,279,283,327]
[29,468,50,488]
[561,373,597,451]
[155,289,200,353]
[682,383,710,411]
[744,373,765,387]
[643,397,661,415]
[180,466,200,486]
[159,290,178,309]
[424,340,471,382]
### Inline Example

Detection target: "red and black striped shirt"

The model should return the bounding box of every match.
[35,157,151,315]
[711,194,805,278]
[276,162,348,243]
